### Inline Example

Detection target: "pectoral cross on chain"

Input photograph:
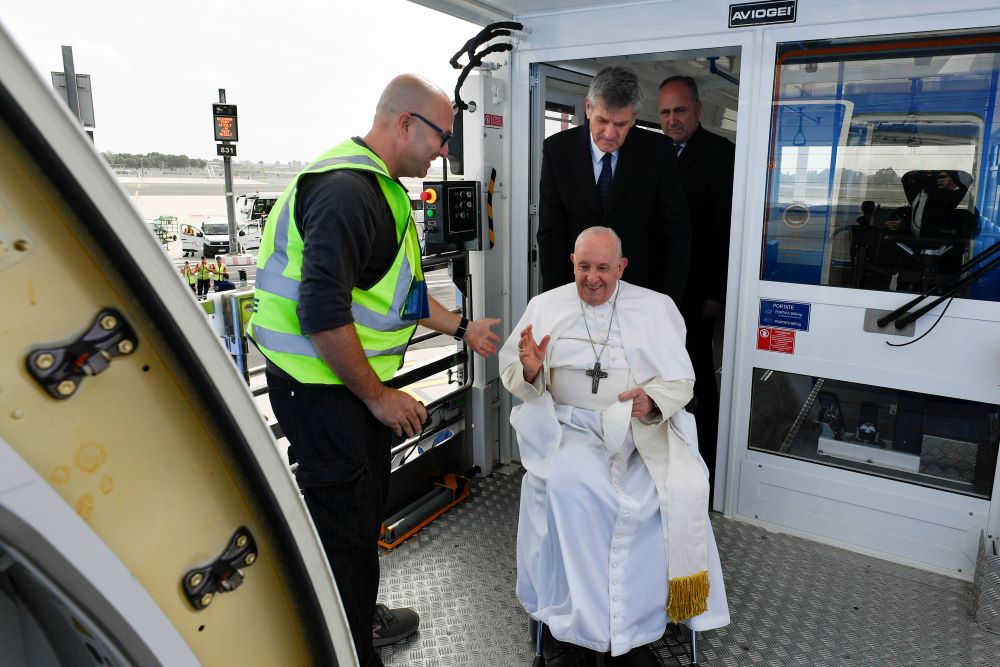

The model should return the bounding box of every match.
[586,361,608,394]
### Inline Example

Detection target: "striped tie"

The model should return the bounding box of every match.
[598,152,613,207]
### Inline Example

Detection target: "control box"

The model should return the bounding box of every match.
[420,180,481,254]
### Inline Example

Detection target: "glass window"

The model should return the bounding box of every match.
[749,368,999,499]
[762,32,1000,301]
[545,101,577,139]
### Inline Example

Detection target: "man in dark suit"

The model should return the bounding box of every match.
[537,66,690,305]
[658,76,735,489]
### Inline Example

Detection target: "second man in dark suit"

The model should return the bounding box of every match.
[537,66,690,304]
[658,76,736,488]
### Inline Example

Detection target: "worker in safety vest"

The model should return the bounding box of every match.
[180,261,197,294]
[211,257,227,288]
[247,73,500,666]
[196,257,212,298]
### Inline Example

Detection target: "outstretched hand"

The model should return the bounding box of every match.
[618,387,658,419]
[464,318,502,357]
[518,324,550,384]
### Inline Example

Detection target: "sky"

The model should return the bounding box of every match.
[2,0,479,163]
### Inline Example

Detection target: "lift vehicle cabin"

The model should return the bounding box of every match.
[411,0,1000,580]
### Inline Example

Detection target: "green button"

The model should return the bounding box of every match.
[426,209,436,218]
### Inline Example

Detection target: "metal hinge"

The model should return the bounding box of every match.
[529,74,540,88]
[528,202,538,215]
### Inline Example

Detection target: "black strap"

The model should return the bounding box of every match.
[453,316,469,340]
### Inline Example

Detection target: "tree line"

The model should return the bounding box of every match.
[101,151,207,170]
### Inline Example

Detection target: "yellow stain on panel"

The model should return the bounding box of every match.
[51,465,70,485]
[75,442,107,473]
[76,494,94,521]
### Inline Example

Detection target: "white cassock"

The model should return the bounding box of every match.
[499,281,730,657]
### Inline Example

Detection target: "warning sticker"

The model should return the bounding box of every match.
[484,113,503,128]
[757,327,795,354]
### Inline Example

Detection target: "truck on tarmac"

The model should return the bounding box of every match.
[237,191,280,228]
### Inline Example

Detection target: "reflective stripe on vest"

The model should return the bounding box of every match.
[247,142,421,384]
[255,250,416,332]
[250,323,408,359]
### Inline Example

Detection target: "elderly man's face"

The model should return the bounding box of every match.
[571,233,628,307]
[586,98,635,154]
[658,81,702,146]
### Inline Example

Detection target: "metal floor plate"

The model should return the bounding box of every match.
[377,467,1000,666]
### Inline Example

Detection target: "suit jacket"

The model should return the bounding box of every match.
[675,125,735,316]
[537,123,691,304]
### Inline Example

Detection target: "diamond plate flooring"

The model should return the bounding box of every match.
[377,467,1000,666]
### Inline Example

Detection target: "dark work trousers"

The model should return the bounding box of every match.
[196,278,210,297]
[266,370,392,667]
[682,311,719,500]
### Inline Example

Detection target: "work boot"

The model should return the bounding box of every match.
[372,603,419,647]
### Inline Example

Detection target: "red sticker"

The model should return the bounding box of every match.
[757,327,795,354]
[484,113,504,128]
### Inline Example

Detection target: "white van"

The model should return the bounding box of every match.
[201,216,261,257]
[180,222,203,257]
[238,220,262,253]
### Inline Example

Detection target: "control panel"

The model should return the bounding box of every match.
[420,180,481,254]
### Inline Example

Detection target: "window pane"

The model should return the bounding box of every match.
[749,368,999,499]
[762,33,1000,301]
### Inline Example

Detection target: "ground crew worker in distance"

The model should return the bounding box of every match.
[196,257,211,298]
[180,260,196,294]
[247,74,501,667]
[211,256,227,290]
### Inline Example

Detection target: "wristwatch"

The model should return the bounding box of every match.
[453,316,469,341]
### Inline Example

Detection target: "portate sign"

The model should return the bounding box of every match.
[729,0,796,28]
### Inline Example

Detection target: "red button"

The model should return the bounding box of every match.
[420,189,437,204]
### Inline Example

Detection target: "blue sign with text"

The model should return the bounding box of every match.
[759,299,810,331]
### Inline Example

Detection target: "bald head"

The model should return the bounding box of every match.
[375,74,450,119]
[574,226,623,259]
[364,73,454,179]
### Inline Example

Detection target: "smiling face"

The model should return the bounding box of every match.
[400,96,453,178]
[571,231,628,307]
[586,98,635,154]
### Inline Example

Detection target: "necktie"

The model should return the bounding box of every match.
[912,191,927,235]
[598,152,613,207]
[676,143,684,156]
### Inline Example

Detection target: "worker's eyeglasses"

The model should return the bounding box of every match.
[409,112,453,147]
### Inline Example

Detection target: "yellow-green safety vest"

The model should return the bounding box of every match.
[247,139,423,384]
[197,263,212,280]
